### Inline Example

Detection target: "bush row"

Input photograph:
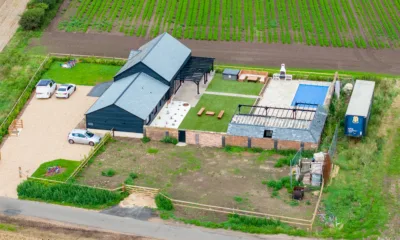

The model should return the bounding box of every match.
[20,0,63,30]
[17,180,127,209]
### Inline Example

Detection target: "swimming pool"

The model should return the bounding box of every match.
[291,84,329,108]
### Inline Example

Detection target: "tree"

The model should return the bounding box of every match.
[19,8,45,30]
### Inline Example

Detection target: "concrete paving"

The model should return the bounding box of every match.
[173,73,214,107]
[150,101,191,129]
[0,86,97,198]
[205,91,259,99]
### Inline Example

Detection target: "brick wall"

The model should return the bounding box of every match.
[277,140,301,150]
[186,130,224,147]
[225,135,248,147]
[303,142,319,150]
[144,126,178,140]
[252,138,275,149]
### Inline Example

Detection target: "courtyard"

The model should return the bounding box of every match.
[0,86,96,197]
[77,137,318,220]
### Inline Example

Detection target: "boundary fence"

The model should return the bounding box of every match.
[3,52,334,230]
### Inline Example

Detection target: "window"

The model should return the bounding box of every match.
[85,131,94,137]
[264,130,273,138]
[78,134,86,138]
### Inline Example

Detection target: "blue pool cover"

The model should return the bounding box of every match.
[291,84,329,108]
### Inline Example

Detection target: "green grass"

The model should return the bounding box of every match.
[41,61,120,85]
[31,159,80,182]
[0,223,17,232]
[179,94,255,132]
[206,74,263,95]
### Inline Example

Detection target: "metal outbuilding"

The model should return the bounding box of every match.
[222,68,240,80]
[345,80,375,137]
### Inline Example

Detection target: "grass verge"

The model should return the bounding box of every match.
[0,223,17,232]
[41,61,120,85]
[206,74,263,95]
[31,159,80,182]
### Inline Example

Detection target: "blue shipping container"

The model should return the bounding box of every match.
[344,80,375,137]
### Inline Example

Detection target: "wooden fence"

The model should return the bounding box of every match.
[66,132,112,182]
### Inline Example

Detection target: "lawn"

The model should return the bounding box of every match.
[179,94,255,132]
[77,138,318,220]
[31,159,80,182]
[41,61,120,86]
[206,74,263,95]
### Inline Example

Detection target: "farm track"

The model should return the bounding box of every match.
[33,31,400,75]
[0,0,30,52]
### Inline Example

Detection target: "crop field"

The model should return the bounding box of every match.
[58,0,400,49]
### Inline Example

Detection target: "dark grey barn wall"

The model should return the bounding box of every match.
[86,105,145,133]
[114,62,169,85]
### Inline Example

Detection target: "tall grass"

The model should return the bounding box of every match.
[17,180,126,209]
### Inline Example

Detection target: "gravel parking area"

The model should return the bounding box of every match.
[0,86,97,198]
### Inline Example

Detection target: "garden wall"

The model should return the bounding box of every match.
[144,126,178,140]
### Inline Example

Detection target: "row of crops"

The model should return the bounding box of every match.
[59,0,400,49]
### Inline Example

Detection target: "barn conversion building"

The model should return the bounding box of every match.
[86,33,214,133]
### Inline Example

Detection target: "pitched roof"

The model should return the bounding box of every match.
[115,32,191,82]
[86,73,169,120]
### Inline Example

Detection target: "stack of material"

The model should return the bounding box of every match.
[303,173,311,185]
[313,152,325,162]
[311,158,323,187]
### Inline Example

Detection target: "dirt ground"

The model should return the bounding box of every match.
[77,138,318,220]
[0,86,97,198]
[0,214,154,240]
[0,0,30,52]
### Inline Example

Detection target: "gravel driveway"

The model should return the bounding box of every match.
[0,86,97,198]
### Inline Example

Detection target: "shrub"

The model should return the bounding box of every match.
[233,196,243,203]
[17,181,126,209]
[160,136,178,145]
[147,148,159,154]
[129,172,138,179]
[101,168,116,177]
[271,190,279,198]
[141,136,151,143]
[155,193,174,210]
[19,8,45,30]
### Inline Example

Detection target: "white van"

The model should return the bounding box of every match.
[36,79,57,99]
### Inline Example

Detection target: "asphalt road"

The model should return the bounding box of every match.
[0,197,311,240]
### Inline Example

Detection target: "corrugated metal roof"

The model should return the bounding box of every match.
[115,32,191,82]
[116,73,169,119]
[86,73,168,120]
[223,68,240,75]
[346,80,375,117]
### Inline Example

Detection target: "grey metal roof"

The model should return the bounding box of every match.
[345,80,375,117]
[86,73,169,119]
[223,68,240,75]
[87,81,113,97]
[115,32,191,82]
[116,73,169,119]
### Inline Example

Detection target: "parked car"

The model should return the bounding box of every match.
[55,84,76,98]
[68,129,101,146]
[36,79,56,99]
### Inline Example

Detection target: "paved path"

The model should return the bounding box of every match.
[32,31,400,75]
[0,197,312,240]
[205,91,260,99]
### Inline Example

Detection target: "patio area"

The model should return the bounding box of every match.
[150,101,191,128]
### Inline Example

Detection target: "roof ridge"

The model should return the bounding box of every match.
[114,73,142,104]
[141,32,168,63]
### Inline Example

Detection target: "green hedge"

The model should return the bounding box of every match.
[155,193,174,210]
[17,180,127,209]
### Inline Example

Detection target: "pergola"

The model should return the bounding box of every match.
[174,56,215,94]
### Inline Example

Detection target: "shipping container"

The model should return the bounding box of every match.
[345,80,375,137]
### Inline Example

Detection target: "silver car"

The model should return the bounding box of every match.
[68,129,101,146]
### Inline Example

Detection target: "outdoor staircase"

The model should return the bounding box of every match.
[8,119,23,136]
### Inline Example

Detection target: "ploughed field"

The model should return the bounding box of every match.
[58,0,400,49]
